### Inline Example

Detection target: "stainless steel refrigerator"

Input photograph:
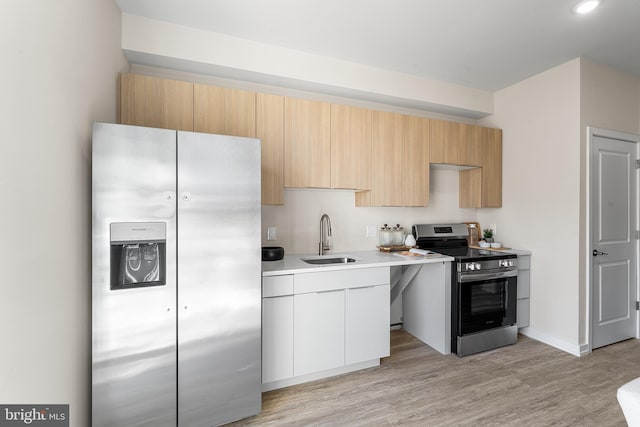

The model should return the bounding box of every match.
[91,122,261,426]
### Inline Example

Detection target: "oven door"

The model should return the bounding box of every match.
[457,271,517,336]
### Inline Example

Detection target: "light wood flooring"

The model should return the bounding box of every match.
[232,330,640,426]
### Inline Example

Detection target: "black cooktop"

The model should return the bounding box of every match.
[416,237,516,262]
[429,247,517,261]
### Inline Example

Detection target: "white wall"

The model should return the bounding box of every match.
[579,59,640,344]
[262,168,477,254]
[478,59,583,353]
[0,1,127,425]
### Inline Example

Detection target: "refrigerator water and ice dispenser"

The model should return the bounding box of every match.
[109,222,166,290]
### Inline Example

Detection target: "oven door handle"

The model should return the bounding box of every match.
[459,270,517,283]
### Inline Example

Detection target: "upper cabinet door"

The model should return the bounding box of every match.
[330,104,372,190]
[193,84,256,138]
[430,120,458,164]
[482,127,502,207]
[459,127,502,208]
[458,124,483,167]
[257,93,285,205]
[369,111,403,206]
[402,116,430,207]
[284,97,331,188]
[119,73,194,131]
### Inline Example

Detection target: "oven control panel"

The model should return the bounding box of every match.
[460,258,518,273]
[465,262,482,271]
[499,259,515,268]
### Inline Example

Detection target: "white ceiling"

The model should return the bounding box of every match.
[115,0,640,92]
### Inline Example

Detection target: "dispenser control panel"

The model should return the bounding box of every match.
[109,222,167,290]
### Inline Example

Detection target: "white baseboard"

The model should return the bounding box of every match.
[519,327,585,357]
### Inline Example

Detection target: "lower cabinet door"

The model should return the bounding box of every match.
[293,290,345,376]
[517,298,530,328]
[262,296,294,383]
[345,285,390,364]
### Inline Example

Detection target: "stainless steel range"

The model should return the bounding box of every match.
[412,223,518,356]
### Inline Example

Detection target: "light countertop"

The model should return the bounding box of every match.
[262,250,454,276]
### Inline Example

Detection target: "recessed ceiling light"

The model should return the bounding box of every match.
[573,0,601,14]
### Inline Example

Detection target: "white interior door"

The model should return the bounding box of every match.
[590,128,639,349]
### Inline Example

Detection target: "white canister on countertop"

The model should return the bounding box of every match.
[379,224,393,246]
[392,224,405,246]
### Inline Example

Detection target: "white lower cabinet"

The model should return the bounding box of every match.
[293,290,345,376]
[262,296,293,383]
[345,285,390,364]
[262,266,391,390]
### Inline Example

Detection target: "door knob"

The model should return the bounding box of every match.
[592,249,608,256]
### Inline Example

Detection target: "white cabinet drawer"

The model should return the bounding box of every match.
[263,275,294,297]
[294,266,389,294]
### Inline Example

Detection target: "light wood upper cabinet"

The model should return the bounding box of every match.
[284,97,331,188]
[119,73,194,131]
[118,73,501,209]
[459,127,502,208]
[431,120,482,167]
[257,93,285,205]
[458,168,482,208]
[331,104,371,190]
[367,111,403,206]
[193,84,256,138]
[481,127,502,207]
[359,112,429,207]
[402,116,430,207]
[430,120,458,164]
[458,124,483,167]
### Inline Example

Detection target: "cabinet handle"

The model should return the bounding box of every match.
[315,289,342,294]
[349,285,375,290]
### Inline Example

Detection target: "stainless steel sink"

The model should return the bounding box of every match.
[301,257,356,265]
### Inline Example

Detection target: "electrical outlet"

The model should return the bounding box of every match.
[366,225,378,238]
[267,226,277,241]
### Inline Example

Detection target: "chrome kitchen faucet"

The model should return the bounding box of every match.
[319,213,332,255]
